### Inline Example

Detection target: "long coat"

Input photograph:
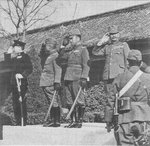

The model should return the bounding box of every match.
[93,41,130,80]
[39,52,62,87]
[64,42,90,81]
[8,52,33,86]
[105,66,150,124]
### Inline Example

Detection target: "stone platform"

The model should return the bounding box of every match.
[0,123,116,145]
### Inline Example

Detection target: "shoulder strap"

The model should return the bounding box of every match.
[119,70,143,97]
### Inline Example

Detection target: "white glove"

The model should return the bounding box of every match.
[7,46,13,54]
[16,73,23,79]
[97,33,110,46]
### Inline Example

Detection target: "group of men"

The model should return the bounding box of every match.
[1,25,150,145]
[39,28,90,128]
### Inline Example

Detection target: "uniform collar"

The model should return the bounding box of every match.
[128,66,140,74]
[73,41,82,48]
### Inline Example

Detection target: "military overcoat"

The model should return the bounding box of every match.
[105,66,150,124]
[93,41,130,80]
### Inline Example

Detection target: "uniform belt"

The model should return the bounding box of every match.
[68,64,82,68]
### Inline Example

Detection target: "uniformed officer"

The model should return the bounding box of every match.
[105,50,150,145]
[64,29,90,128]
[56,33,71,110]
[5,40,33,126]
[92,25,130,95]
[39,38,62,127]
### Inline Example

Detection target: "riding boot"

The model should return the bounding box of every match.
[76,107,85,128]
[65,107,77,128]
[46,107,55,127]
[53,107,60,127]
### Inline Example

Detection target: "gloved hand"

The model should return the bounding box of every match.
[16,73,23,79]
[80,78,87,89]
[97,33,110,46]
[54,82,61,91]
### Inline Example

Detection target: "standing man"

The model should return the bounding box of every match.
[6,40,33,126]
[105,50,150,145]
[92,25,130,95]
[39,38,62,127]
[64,29,90,128]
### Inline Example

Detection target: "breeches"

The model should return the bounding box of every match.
[42,86,61,107]
[65,80,86,108]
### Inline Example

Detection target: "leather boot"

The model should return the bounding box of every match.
[76,107,85,128]
[53,107,60,127]
[46,107,55,127]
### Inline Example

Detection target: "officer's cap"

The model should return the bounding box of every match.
[13,40,26,48]
[127,50,142,61]
[108,25,119,34]
[69,29,81,37]
[45,37,57,46]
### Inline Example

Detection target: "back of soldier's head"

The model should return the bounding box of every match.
[127,50,142,66]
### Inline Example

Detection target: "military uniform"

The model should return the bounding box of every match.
[64,31,90,127]
[40,52,62,107]
[105,50,150,145]
[6,40,33,126]
[92,25,130,94]
[39,38,62,127]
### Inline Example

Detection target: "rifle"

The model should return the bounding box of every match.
[113,93,119,131]
[43,90,57,125]
[15,75,24,126]
[66,87,82,120]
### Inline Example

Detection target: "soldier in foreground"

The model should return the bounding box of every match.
[92,25,130,95]
[64,29,90,128]
[105,50,150,146]
[5,40,33,126]
[39,38,62,127]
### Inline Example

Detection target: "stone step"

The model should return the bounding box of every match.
[0,123,116,145]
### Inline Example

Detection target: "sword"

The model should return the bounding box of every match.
[43,90,57,124]
[66,87,82,120]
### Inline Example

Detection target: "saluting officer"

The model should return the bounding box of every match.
[64,29,90,128]
[92,25,130,95]
[105,50,150,145]
[39,38,62,127]
[5,40,33,126]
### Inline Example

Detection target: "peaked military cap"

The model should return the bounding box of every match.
[108,25,119,34]
[45,37,57,46]
[69,29,81,36]
[14,39,26,47]
[127,50,142,61]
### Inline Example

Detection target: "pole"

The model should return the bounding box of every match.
[16,76,24,126]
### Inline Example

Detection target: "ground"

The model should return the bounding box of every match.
[0,123,116,145]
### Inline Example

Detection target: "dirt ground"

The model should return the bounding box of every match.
[0,123,116,145]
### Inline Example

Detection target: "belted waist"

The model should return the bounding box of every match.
[67,64,82,68]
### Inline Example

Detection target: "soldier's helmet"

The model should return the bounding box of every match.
[69,29,81,37]
[127,50,142,61]
[108,25,119,34]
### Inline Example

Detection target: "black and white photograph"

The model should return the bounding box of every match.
[0,0,150,145]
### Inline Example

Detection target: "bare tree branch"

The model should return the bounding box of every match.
[0,0,55,41]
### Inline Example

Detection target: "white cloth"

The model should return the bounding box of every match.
[16,73,23,79]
